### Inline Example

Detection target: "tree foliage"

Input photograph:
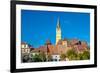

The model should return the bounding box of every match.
[79,51,90,60]
[65,49,90,60]
[60,53,66,60]
[31,52,46,62]
[66,49,78,60]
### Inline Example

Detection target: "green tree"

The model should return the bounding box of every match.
[82,51,90,60]
[47,54,52,61]
[31,54,42,62]
[77,51,90,60]
[39,52,46,62]
[31,52,47,62]
[60,53,66,61]
[77,53,83,60]
[66,49,78,60]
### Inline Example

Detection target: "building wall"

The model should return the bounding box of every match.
[21,43,30,54]
[52,55,60,61]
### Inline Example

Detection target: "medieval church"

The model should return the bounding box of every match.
[21,18,88,62]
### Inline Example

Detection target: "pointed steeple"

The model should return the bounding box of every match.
[56,17,61,45]
[57,18,60,29]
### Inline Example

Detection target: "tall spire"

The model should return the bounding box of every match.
[57,18,60,29]
[56,17,61,45]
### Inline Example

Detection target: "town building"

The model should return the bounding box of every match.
[21,42,31,54]
[21,18,89,62]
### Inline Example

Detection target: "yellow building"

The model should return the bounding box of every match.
[56,18,61,45]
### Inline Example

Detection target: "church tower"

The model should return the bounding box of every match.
[56,18,61,45]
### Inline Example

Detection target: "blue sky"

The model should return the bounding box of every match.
[21,10,90,48]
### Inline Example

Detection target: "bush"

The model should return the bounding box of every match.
[31,52,46,62]
[66,49,78,60]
